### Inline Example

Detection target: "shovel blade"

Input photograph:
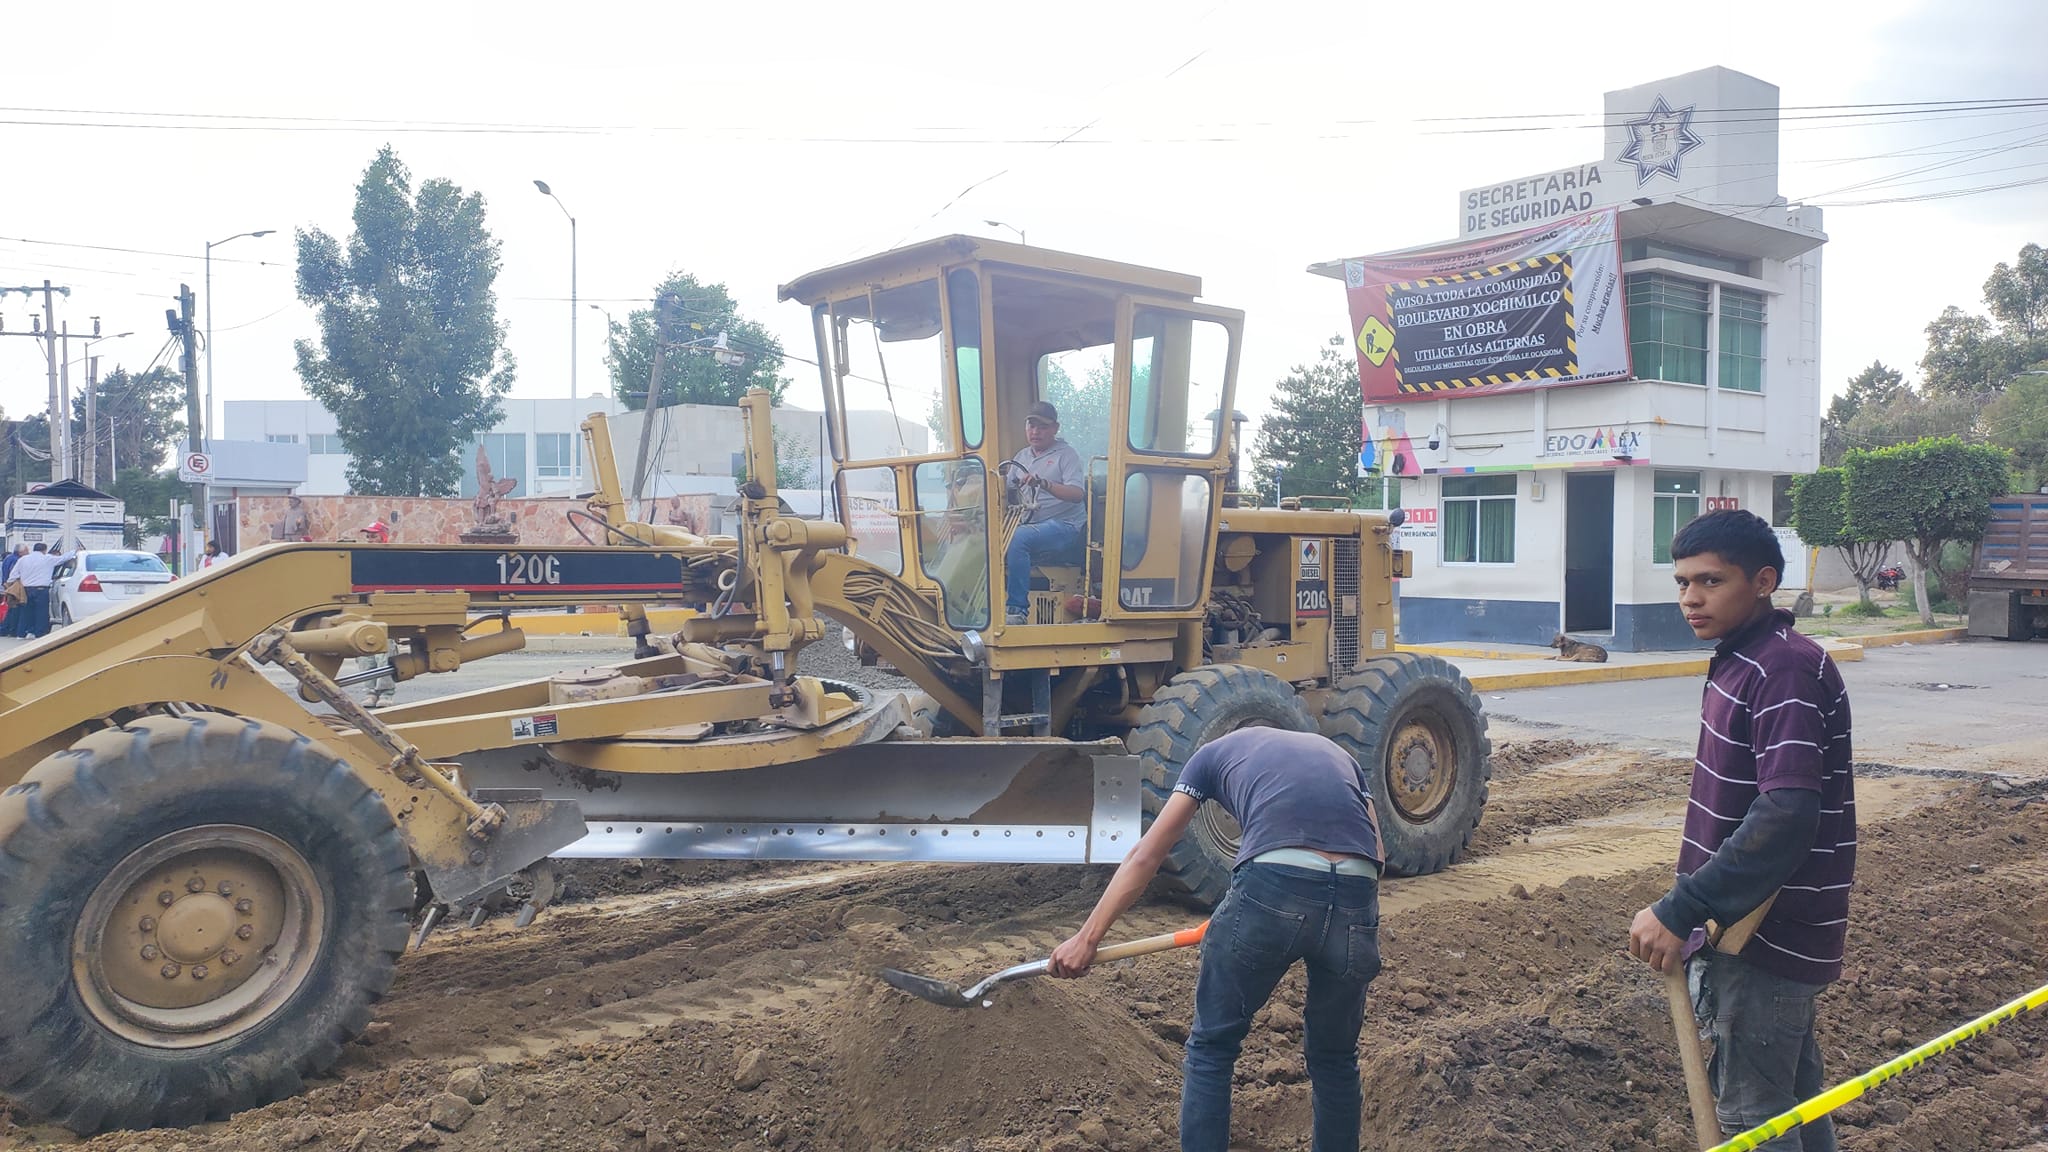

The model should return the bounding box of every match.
[880,966,975,1008]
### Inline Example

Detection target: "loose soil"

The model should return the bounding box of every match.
[5,738,2046,1152]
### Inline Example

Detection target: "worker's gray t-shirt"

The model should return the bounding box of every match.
[1172,728,1383,868]
[1011,439,1086,526]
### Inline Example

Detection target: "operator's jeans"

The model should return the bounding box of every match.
[1182,862,1382,1152]
[1690,950,1836,1152]
[1003,519,1083,616]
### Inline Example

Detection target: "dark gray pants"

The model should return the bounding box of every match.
[1689,950,1836,1151]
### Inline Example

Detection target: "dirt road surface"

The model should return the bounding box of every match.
[4,723,2044,1152]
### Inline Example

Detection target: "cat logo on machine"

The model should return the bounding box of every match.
[1298,538,1324,580]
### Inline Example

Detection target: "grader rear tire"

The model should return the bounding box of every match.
[1316,653,1491,877]
[1127,664,1316,907]
[0,714,414,1134]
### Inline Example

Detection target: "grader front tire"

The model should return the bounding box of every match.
[1128,664,1317,907]
[1317,653,1491,877]
[0,714,414,1134]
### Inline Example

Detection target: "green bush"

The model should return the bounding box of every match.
[1836,599,1888,619]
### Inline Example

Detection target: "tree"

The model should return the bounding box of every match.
[1983,366,2048,490]
[1839,389,1978,457]
[1789,467,1886,606]
[293,146,515,496]
[70,366,186,481]
[605,272,790,410]
[1253,338,1369,505]
[1982,243,2047,364]
[1820,361,1907,465]
[1920,242,2046,397]
[1843,436,2012,625]
[107,468,189,548]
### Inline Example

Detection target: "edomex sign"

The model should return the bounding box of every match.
[1341,208,1629,402]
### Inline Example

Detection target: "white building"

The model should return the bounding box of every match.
[610,403,929,493]
[224,396,925,499]
[1316,67,1825,650]
[225,396,624,498]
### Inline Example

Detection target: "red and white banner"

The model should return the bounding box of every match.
[1340,208,1629,403]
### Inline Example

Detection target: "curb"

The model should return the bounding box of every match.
[1398,643,1545,661]
[1854,627,1967,648]
[1462,658,1708,692]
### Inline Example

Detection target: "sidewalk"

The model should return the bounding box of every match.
[1399,627,1965,691]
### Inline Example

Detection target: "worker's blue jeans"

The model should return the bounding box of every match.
[1690,950,1836,1151]
[1181,862,1382,1152]
[1003,519,1083,616]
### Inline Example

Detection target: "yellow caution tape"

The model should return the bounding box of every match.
[1709,979,2048,1151]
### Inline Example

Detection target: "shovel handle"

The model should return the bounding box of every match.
[1666,964,1722,1150]
[1091,920,1209,964]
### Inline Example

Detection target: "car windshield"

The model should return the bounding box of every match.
[87,553,169,574]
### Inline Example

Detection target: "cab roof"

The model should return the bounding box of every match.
[777,234,1204,306]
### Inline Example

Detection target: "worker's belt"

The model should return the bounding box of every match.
[1250,848,1380,877]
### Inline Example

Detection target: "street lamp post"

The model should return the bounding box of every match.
[984,219,1026,245]
[535,180,578,402]
[205,229,275,444]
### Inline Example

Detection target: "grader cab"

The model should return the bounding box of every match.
[0,236,1488,1134]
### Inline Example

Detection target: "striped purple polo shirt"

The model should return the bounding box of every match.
[1680,608,1856,985]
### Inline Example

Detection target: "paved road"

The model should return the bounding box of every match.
[1482,638,2048,777]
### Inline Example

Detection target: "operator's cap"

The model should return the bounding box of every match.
[1025,401,1059,426]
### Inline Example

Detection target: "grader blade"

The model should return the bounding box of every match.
[456,738,1141,865]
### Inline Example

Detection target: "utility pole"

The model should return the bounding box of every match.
[43,282,60,482]
[84,354,99,487]
[172,285,201,571]
[630,292,680,507]
[58,322,71,481]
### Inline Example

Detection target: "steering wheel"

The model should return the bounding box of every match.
[996,460,1038,511]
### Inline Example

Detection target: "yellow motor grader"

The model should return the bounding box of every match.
[0,235,1488,1133]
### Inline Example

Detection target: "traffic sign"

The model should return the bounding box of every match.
[178,451,214,484]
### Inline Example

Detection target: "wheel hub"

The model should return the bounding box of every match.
[1387,716,1456,824]
[155,892,234,964]
[73,825,324,1048]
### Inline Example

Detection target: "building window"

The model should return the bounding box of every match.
[308,434,347,455]
[461,433,526,498]
[1621,239,1754,276]
[536,433,579,479]
[1719,289,1766,393]
[265,433,300,444]
[1626,274,1709,386]
[1653,470,1702,564]
[1441,474,1516,564]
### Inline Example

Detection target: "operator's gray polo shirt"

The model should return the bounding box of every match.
[1011,439,1085,525]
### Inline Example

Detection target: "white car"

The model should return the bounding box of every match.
[52,550,176,626]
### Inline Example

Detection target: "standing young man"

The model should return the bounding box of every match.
[1049,727,1384,1152]
[1628,509,1855,1151]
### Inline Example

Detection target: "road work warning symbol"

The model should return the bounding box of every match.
[1357,316,1395,367]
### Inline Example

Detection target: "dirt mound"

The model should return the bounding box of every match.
[8,746,2048,1152]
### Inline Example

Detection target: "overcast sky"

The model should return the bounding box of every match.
[2,0,2042,453]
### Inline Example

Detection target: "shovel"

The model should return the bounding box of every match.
[882,920,1209,1009]
[1668,895,1777,1151]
